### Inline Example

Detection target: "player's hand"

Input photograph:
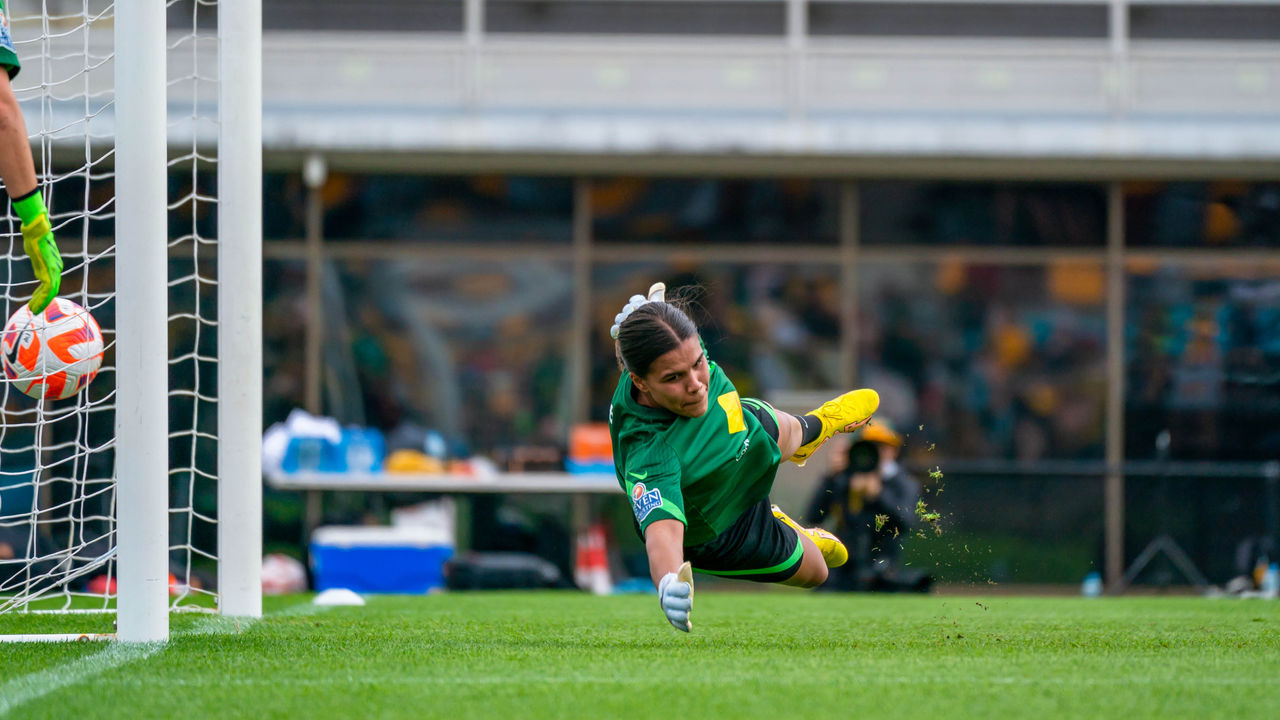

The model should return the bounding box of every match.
[657,561,693,632]
[21,211,62,314]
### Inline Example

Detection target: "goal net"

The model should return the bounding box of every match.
[0,0,260,641]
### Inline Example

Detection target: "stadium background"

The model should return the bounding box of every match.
[23,0,1280,592]
[254,0,1280,591]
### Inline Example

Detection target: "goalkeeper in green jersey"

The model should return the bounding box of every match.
[609,283,880,631]
[0,3,62,314]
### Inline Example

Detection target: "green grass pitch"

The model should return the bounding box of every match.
[1,592,1277,719]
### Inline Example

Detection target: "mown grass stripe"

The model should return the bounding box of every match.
[0,600,328,717]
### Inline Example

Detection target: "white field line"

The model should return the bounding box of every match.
[0,600,331,717]
[0,641,164,716]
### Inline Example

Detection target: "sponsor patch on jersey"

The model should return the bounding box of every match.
[630,482,663,523]
[717,391,745,434]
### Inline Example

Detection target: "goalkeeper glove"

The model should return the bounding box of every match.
[657,561,694,632]
[14,190,62,314]
[610,282,667,339]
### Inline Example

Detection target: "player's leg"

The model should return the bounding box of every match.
[780,532,828,588]
[774,411,802,459]
[741,393,877,466]
[740,397,802,458]
[685,499,809,585]
[789,389,880,466]
[772,504,848,569]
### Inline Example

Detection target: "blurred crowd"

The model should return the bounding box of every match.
[1127,267,1280,460]
[253,174,1278,466]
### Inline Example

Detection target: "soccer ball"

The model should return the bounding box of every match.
[2,298,104,400]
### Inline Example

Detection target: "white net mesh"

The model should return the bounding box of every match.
[164,0,218,610]
[0,0,222,616]
[0,1,119,614]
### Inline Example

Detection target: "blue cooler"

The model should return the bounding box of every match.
[310,525,454,593]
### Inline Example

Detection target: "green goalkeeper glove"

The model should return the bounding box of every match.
[14,190,62,314]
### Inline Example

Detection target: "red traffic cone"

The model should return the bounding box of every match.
[574,522,613,595]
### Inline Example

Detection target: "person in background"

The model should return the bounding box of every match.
[0,2,61,315]
[808,421,932,592]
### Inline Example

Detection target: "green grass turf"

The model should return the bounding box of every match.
[1,592,1277,719]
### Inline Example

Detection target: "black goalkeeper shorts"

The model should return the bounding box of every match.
[683,497,803,583]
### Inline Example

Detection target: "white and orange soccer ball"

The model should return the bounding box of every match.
[2,298,104,400]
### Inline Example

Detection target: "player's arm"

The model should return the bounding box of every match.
[0,69,60,313]
[624,438,692,630]
[0,71,35,196]
[646,518,685,586]
[646,519,693,632]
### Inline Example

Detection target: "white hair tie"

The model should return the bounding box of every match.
[610,282,666,339]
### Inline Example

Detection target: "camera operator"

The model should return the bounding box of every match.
[807,422,931,592]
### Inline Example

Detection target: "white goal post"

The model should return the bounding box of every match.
[0,0,261,642]
[215,0,264,623]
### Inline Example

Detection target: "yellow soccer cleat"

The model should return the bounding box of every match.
[788,388,880,467]
[772,505,848,568]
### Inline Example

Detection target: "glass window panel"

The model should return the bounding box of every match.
[263,172,308,240]
[328,259,574,454]
[259,0,462,32]
[592,179,839,245]
[591,263,843,422]
[323,175,573,243]
[263,259,309,425]
[1130,5,1280,42]
[1124,181,1280,247]
[487,0,785,36]
[1126,261,1280,461]
[859,262,1107,460]
[811,2,1108,39]
[861,181,1106,246]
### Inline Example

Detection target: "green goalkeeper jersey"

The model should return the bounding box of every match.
[0,2,20,79]
[609,350,783,545]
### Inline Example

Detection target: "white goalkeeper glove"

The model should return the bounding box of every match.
[657,561,694,632]
[610,282,667,339]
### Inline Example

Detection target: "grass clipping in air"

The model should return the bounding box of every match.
[915,493,943,538]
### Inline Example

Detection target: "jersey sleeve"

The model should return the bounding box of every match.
[0,4,20,79]
[621,438,686,535]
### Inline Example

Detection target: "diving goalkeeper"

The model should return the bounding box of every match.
[609,282,879,632]
[0,2,61,314]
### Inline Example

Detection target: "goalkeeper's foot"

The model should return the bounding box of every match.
[771,505,848,568]
[788,388,880,467]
